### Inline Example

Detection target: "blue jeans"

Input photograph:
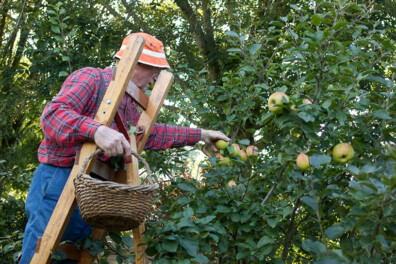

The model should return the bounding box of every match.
[19,164,92,264]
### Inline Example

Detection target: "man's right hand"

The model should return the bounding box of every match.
[94,125,131,159]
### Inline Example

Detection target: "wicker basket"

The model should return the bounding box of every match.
[74,149,158,231]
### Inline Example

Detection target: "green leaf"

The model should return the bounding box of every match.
[236,249,250,259]
[282,206,293,217]
[267,217,279,228]
[227,48,241,53]
[310,154,331,168]
[178,238,198,257]
[239,139,250,145]
[122,235,134,247]
[217,95,228,102]
[226,31,239,38]
[49,18,58,25]
[261,111,275,123]
[54,36,64,43]
[51,26,61,34]
[183,206,194,218]
[301,196,317,211]
[177,183,196,194]
[216,205,231,213]
[314,256,342,264]
[59,71,69,77]
[298,112,315,122]
[257,236,274,248]
[162,240,178,252]
[376,234,389,250]
[325,225,345,240]
[249,44,261,56]
[302,239,326,254]
[241,65,255,72]
[372,110,391,120]
[192,253,209,264]
[311,14,322,26]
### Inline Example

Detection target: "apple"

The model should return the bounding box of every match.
[332,143,354,163]
[268,92,289,114]
[229,143,240,158]
[216,153,231,166]
[246,145,259,157]
[290,128,301,138]
[227,180,237,187]
[238,149,248,161]
[215,139,228,150]
[303,98,313,104]
[296,153,310,171]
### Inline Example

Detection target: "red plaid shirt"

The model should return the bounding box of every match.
[38,67,201,167]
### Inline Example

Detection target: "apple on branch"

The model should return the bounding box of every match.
[229,143,240,158]
[238,149,248,161]
[215,139,228,150]
[296,153,310,171]
[216,153,231,166]
[246,145,259,157]
[332,143,354,163]
[268,92,289,114]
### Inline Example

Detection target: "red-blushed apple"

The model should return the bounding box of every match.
[238,149,248,161]
[303,98,313,104]
[246,145,259,157]
[332,143,354,163]
[296,153,310,171]
[229,143,240,158]
[268,92,289,114]
[215,139,228,150]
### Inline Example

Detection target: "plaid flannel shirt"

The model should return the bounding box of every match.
[38,67,201,167]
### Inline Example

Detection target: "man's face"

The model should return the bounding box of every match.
[131,63,161,92]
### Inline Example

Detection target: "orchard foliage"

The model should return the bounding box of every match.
[144,1,396,263]
[0,0,395,263]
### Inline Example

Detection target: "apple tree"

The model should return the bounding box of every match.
[142,1,395,263]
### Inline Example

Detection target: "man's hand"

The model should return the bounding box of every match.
[200,129,230,152]
[94,125,132,159]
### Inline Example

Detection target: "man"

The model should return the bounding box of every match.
[20,32,229,263]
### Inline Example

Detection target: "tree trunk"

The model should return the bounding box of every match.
[174,0,222,83]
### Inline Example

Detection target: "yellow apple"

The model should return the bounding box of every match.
[296,153,310,171]
[268,92,289,114]
[215,139,228,150]
[216,153,231,166]
[226,180,237,187]
[332,143,354,163]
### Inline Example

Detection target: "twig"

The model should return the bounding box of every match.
[261,162,289,206]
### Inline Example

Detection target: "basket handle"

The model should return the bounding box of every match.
[80,149,154,185]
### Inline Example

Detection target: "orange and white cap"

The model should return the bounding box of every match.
[114,32,170,69]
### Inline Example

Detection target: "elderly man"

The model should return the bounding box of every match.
[19,32,229,263]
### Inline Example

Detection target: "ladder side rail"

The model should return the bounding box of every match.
[30,36,145,264]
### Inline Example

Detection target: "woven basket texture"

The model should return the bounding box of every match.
[74,149,158,231]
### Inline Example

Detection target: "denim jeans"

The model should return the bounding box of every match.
[19,163,92,264]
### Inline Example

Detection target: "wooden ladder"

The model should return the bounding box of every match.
[30,35,173,264]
